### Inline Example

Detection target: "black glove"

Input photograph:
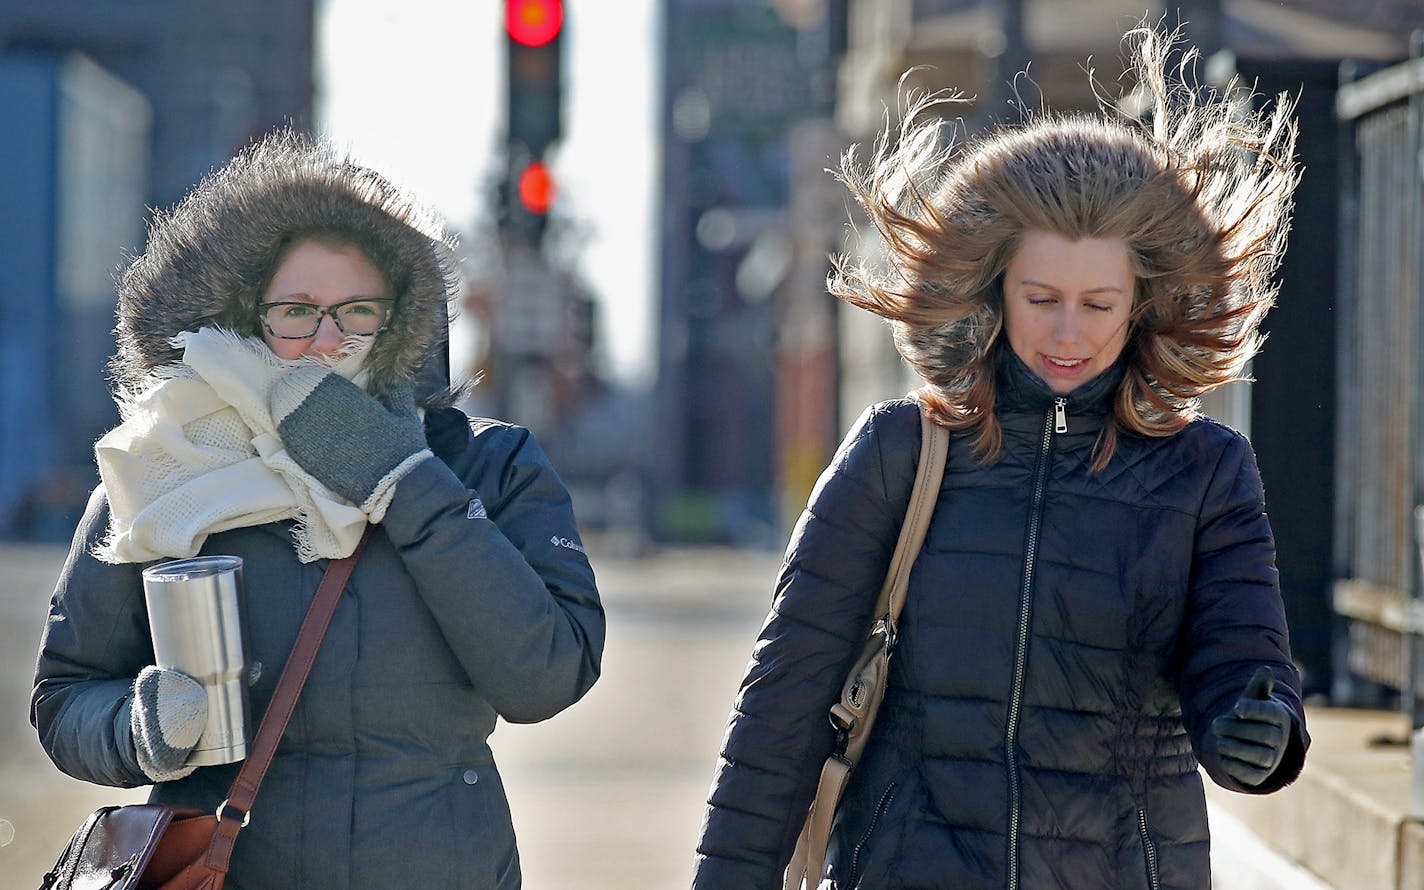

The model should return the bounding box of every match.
[1207,667,1292,787]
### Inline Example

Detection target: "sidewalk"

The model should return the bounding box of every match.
[492,544,780,889]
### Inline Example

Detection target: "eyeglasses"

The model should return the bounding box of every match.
[257,298,395,339]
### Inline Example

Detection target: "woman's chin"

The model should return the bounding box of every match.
[1037,360,1093,393]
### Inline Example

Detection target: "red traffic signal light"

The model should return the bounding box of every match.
[506,0,563,48]
[517,160,555,215]
[506,0,563,156]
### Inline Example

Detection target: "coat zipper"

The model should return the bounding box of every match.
[849,782,899,883]
[1137,808,1161,890]
[1006,399,1061,890]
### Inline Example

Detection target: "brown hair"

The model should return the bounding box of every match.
[830,24,1299,469]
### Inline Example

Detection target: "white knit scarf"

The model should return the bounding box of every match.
[95,327,397,564]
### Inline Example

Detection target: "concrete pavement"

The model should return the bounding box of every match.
[489,545,779,889]
[0,539,1385,889]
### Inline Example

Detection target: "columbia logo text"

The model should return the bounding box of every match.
[551,535,585,553]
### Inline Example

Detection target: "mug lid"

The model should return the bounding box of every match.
[142,555,244,582]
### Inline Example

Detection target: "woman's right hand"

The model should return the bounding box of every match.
[269,368,430,512]
[130,665,208,782]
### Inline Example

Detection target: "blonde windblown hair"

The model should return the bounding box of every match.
[831,24,1300,469]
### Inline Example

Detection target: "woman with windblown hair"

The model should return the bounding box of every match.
[31,131,604,888]
[693,25,1307,890]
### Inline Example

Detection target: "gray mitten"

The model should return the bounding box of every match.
[131,665,208,782]
[270,368,432,512]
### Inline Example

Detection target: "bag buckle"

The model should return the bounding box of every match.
[872,616,898,652]
[215,799,251,827]
[829,703,855,755]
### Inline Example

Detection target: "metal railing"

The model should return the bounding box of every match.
[1334,46,1424,726]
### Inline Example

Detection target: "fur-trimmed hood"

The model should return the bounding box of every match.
[112,129,458,404]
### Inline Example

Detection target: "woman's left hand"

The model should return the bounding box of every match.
[270,368,431,510]
[1207,667,1292,787]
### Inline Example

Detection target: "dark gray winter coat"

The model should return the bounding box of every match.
[693,354,1308,890]
[31,132,604,889]
[33,411,602,888]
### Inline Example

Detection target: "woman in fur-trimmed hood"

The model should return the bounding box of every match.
[33,131,604,889]
[112,128,454,405]
[695,25,1308,890]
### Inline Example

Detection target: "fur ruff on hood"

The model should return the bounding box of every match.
[112,129,459,405]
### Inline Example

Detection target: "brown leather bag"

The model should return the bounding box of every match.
[39,528,371,890]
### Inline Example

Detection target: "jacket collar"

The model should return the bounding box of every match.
[994,346,1123,434]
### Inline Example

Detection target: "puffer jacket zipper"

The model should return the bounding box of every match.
[1006,397,1063,890]
[849,782,899,884]
[1137,808,1161,890]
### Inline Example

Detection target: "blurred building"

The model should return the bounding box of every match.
[0,1,314,538]
[657,0,847,545]
[476,239,617,504]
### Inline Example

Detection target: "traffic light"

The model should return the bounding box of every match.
[499,150,559,245]
[506,0,563,158]
[503,0,563,245]
[516,159,555,215]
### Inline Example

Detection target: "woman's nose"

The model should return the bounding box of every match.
[1053,308,1081,343]
[308,312,345,355]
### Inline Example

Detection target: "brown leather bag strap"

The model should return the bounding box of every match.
[203,526,372,872]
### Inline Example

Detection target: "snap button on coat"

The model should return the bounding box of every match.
[462,769,479,785]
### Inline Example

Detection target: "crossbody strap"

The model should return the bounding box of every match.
[830,401,948,766]
[785,401,949,890]
[826,403,951,751]
[203,525,372,871]
[875,404,950,629]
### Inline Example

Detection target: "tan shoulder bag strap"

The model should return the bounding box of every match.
[784,404,949,890]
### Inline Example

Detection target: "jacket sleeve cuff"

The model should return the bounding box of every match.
[361,449,435,521]
[113,694,149,783]
[378,454,474,538]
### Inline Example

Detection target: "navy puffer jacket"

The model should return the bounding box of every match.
[693,354,1308,890]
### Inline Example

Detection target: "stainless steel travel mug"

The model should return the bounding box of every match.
[141,555,250,766]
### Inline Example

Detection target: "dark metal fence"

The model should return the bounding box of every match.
[1334,49,1424,722]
